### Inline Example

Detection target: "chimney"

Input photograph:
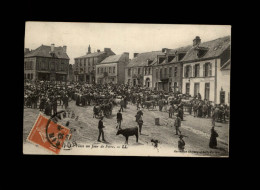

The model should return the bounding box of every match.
[24,48,30,54]
[123,52,129,62]
[51,44,55,52]
[193,36,201,46]
[87,45,91,54]
[134,53,139,58]
[104,48,111,53]
[63,45,67,53]
[162,48,169,53]
[97,49,100,52]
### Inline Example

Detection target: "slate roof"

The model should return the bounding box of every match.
[181,36,231,62]
[126,51,164,68]
[221,59,231,70]
[24,45,70,59]
[99,54,125,64]
[75,52,106,59]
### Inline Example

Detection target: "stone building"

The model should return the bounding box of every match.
[152,46,191,92]
[125,51,164,87]
[96,53,129,84]
[24,44,70,81]
[73,45,115,84]
[181,36,231,104]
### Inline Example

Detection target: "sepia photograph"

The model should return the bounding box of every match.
[23,22,231,157]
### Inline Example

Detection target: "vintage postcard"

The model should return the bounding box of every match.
[23,22,231,157]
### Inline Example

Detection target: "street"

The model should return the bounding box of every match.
[23,101,229,156]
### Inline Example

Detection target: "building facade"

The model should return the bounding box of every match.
[73,45,115,84]
[96,53,129,84]
[24,44,70,81]
[152,46,191,92]
[125,51,163,88]
[181,36,231,104]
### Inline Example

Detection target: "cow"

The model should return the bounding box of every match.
[116,127,139,144]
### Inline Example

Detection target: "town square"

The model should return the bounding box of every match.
[23,22,230,156]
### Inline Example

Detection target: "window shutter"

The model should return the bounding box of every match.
[209,63,212,76]
[198,64,200,77]
[203,64,205,77]
[193,65,195,77]
[189,66,192,77]
[184,66,186,78]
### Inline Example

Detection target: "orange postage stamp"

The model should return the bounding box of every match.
[27,113,71,154]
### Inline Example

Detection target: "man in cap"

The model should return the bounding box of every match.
[116,110,123,129]
[178,135,185,152]
[97,116,106,142]
[174,113,182,135]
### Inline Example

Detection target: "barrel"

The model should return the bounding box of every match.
[155,118,160,125]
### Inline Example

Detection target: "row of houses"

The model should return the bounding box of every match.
[24,35,230,104]
[125,36,231,104]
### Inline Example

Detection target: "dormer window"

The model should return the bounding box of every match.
[178,53,186,61]
[195,47,209,58]
[168,55,175,63]
[197,50,208,58]
[148,60,153,65]
[158,57,165,64]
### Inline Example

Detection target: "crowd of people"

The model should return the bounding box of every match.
[24,79,229,150]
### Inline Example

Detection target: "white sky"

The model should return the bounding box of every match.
[24,22,231,64]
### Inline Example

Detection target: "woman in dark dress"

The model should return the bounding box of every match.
[209,126,219,149]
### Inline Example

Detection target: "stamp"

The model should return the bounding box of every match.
[27,112,71,154]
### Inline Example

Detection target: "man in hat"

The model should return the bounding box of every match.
[137,116,144,135]
[169,105,174,118]
[178,135,185,152]
[119,98,124,112]
[135,108,143,123]
[174,114,182,135]
[97,116,106,142]
[116,110,123,129]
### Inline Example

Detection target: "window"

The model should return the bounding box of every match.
[168,56,175,63]
[113,67,115,73]
[185,65,191,78]
[205,83,210,101]
[148,68,151,75]
[174,67,177,77]
[27,74,30,79]
[128,79,131,84]
[186,83,190,95]
[178,53,185,61]
[174,82,178,93]
[128,68,131,76]
[109,67,111,73]
[138,68,141,74]
[203,62,212,77]
[101,68,103,73]
[194,64,200,77]
[97,68,99,74]
[160,68,162,78]
[194,83,200,96]
[169,67,172,77]
[164,68,167,77]
[159,57,165,64]
[31,74,33,80]
[50,62,55,70]
[156,69,158,79]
